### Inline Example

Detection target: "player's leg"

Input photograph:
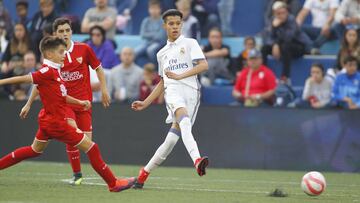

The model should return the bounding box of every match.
[0,130,48,170]
[62,125,135,192]
[134,125,181,189]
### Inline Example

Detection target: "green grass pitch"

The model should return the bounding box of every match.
[0,161,359,203]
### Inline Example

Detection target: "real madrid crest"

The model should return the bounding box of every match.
[76,57,83,64]
[180,47,185,54]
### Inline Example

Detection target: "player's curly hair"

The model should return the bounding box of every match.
[39,36,67,54]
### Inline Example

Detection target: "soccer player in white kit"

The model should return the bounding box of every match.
[131,9,209,189]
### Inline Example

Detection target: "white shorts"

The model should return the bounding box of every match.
[164,84,201,125]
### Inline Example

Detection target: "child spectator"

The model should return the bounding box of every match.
[135,0,166,64]
[139,63,164,104]
[336,27,360,70]
[176,0,201,41]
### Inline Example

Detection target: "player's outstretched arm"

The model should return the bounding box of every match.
[165,59,208,80]
[95,66,111,108]
[0,75,32,86]
[66,96,92,111]
[20,87,39,119]
[132,78,164,111]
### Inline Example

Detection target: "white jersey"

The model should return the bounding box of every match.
[157,35,205,90]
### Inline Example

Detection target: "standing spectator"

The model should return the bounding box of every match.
[135,0,166,64]
[1,23,33,75]
[296,0,339,54]
[112,0,137,34]
[261,1,311,83]
[86,25,119,70]
[81,0,117,40]
[139,63,164,104]
[217,0,234,36]
[110,47,143,102]
[15,0,30,28]
[201,27,234,85]
[300,63,332,108]
[232,49,277,107]
[336,27,360,70]
[264,0,302,26]
[334,0,360,39]
[29,0,57,59]
[176,0,201,41]
[332,56,360,109]
[0,0,13,37]
[191,0,219,37]
[236,36,256,72]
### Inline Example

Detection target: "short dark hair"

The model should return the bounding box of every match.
[53,17,72,32]
[311,63,325,76]
[90,25,106,43]
[209,27,222,36]
[344,55,358,65]
[39,36,66,54]
[16,1,28,8]
[162,9,183,22]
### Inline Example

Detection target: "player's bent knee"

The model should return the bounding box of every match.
[31,140,49,153]
[76,135,94,152]
[66,118,78,129]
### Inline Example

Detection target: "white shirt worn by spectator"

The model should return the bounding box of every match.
[302,77,333,106]
[334,0,360,24]
[304,0,339,28]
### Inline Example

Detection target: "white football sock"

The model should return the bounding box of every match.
[144,129,180,172]
[178,116,201,163]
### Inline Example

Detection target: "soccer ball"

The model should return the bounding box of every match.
[301,171,326,196]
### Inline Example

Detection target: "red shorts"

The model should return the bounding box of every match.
[35,119,85,147]
[65,107,92,132]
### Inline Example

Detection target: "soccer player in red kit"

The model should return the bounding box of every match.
[21,18,111,185]
[0,36,135,192]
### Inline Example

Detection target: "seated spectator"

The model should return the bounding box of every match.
[201,27,234,86]
[176,0,201,41]
[332,56,360,109]
[232,49,277,107]
[29,0,57,59]
[15,0,30,28]
[264,0,301,26]
[113,0,137,34]
[139,63,164,104]
[81,0,117,40]
[336,27,360,70]
[0,20,8,59]
[296,63,332,108]
[86,25,120,70]
[1,23,33,75]
[3,55,24,99]
[334,0,360,39]
[236,36,256,72]
[135,0,166,64]
[296,0,339,55]
[110,47,143,102]
[261,1,311,84]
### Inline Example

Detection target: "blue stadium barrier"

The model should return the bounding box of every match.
[201,86,236,105]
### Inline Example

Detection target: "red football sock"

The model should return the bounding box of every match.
[0,146,41,170]
[86,143,116,188]
[66,144,81,174]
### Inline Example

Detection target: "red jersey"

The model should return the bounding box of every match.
[31,59,68,123]
[61,41,101,110]
[234,65,277,96]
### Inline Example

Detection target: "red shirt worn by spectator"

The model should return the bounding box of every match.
[139,74,161,104]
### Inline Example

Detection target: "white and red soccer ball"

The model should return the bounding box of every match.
[301,171,326,196]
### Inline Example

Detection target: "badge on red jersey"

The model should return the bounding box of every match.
[76,57,83,64]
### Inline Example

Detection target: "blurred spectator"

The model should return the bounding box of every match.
[29,0,57,59]
[1,23,33,75]
[42,23,53,37]
[332,55,360,109]
[201,27,234,86]
[264,0,301,26]
[86,25,120,70]
[176,0,201,41]
[111,0,137,34]
[334,0,360,39]
[15,0,30,28]
[0,20,8,58]
[232,49,277,107]
[217,0,234,36]
[23,51,37,73]
[0,0,13,37]
[335,28,360,70]
[236,36,256,72]
[298,63,332,108]
[139,63,164,104]
[261,1,311,84]
[110,47,143,102]
[81,0,117,40]
[135,0,166,64]
[296,0,339,55]
[191,0,219,37]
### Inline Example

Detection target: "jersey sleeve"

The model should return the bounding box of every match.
[189,39,205,61]
[86,44,102,70]
[157,54,163,77]
[31,67,52,85]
